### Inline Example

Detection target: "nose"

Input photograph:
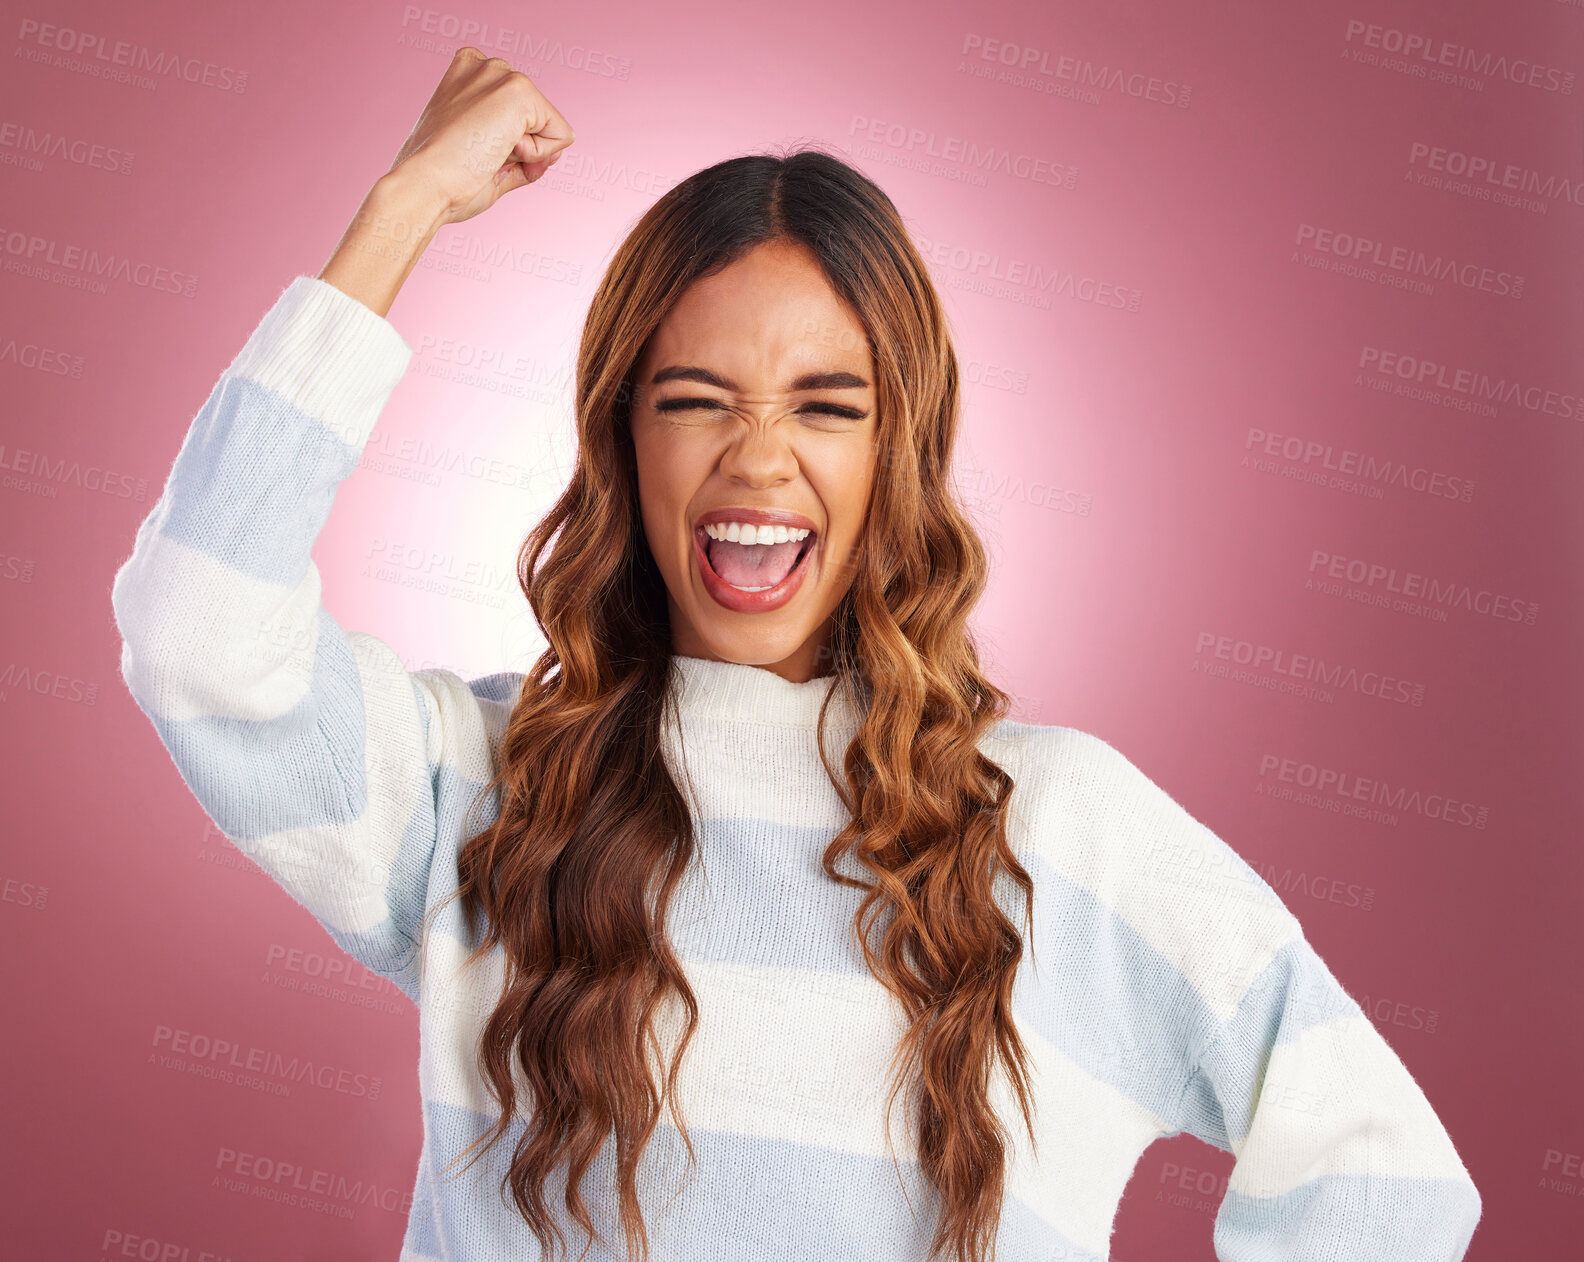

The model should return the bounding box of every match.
[717,418,798,487]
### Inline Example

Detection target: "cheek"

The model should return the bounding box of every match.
[633,428,702,559]
[818,447,877,537]
[630,430,670,559]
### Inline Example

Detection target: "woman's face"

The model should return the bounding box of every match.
[630,238,879,683]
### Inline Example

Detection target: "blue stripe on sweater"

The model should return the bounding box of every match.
[413,798,1361,1146]
[1177,938,1362,1151]
[144,605,442,997]
[146,607,371,838]
[401,1144,443,1259]
[413,1097,1106,1262]
[405,1104,1479,1261]
[1214,1172,1482,1260]
[158,375,359,587]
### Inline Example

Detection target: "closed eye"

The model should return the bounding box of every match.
[653,397,868,420]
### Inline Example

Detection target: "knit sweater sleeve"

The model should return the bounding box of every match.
[110,275,484,1003]
[1177,930,1483,1261]
[1024,729,1483,1259]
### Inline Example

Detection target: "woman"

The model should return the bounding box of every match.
[111,49,1481,1262]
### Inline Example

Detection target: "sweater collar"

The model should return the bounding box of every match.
[668,653,862,730]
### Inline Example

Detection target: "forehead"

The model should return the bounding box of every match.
[638,240,872,384]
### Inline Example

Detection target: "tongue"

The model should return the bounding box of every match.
[707,538,803,590]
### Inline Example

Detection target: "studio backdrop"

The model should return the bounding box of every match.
[1,0,1579,1259]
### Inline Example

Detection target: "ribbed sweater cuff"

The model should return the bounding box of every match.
[225,275,413,451]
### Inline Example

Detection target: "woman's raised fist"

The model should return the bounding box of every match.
[384,47,577,228]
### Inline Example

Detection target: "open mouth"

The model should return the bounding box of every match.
[698,526,816,591]
[691,515,819,612]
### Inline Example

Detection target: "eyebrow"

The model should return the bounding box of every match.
[648,365,870,392]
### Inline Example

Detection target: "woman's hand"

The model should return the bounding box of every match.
[386,47,577,227]
[319,47,577,317]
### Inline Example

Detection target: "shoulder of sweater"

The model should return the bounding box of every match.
[978,713,1147,800]
[979,716,1305,948]
[978,712,1237,854]
[979,715,1222,832]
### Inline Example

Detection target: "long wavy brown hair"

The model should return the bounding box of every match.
[429,145,1039,1262]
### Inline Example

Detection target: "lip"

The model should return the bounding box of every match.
[694,506,819,533]
[692,505,820,614]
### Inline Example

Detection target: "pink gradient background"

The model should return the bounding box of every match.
[2,0,1580,1257]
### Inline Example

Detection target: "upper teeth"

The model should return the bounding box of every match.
[703,522,811,544]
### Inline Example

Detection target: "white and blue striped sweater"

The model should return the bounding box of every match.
[110,276,1482,1261]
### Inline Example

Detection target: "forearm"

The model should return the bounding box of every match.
[317,175,448,318]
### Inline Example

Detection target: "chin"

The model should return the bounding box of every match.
[692,619,815,669]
